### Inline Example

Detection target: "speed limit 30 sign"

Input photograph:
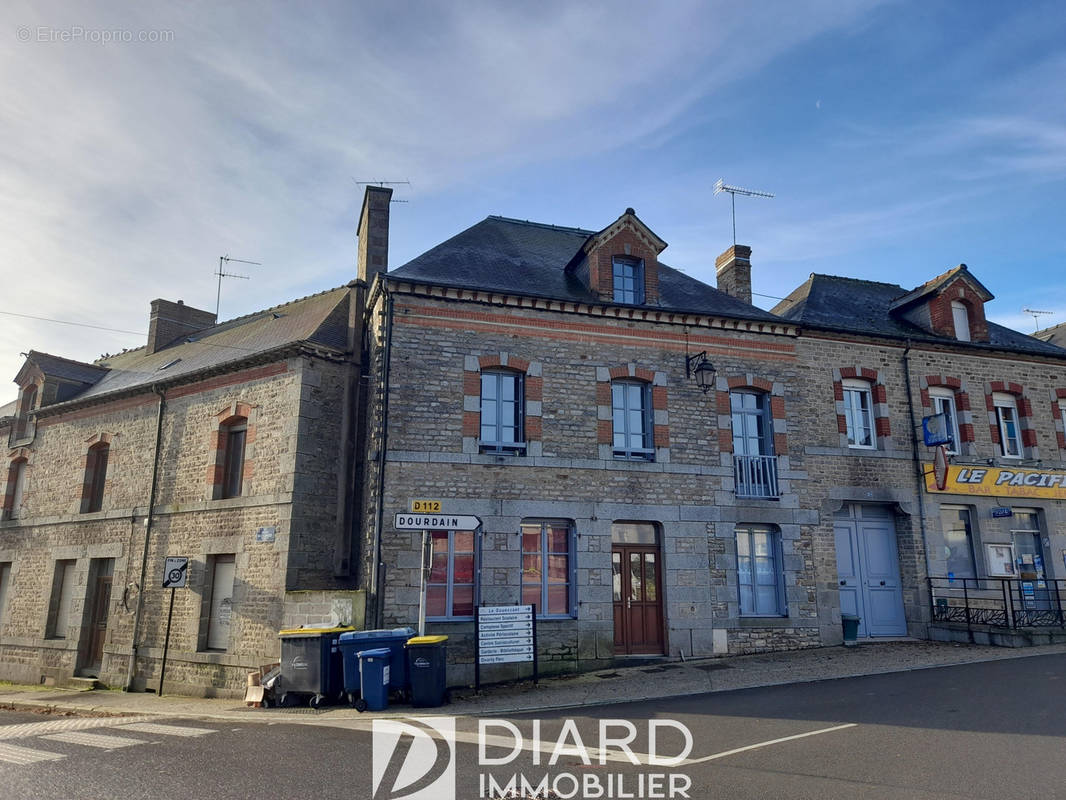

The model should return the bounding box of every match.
[163,556,189,589]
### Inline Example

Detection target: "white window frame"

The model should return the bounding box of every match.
[480,370,526,455]
[730,391,774,457]
[842,378,875,449]
[612,380,654,461]
[993,392,1022,458]
[736,525,787,617]
[426,529,479,621]
[520,519,576,619]
[929,387,962,455]
[951,300,971,342]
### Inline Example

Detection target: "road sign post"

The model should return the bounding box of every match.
[158,557,189,697]
[474,604,537,692]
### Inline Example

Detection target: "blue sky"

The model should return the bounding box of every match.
[2,1,1065,402]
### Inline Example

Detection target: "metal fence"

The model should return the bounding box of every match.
[734,454,779,499]
[928,577,1066,630]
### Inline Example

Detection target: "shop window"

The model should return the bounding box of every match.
[736,525,786,616]
[1011,510,1045,580]
[426,530,477,620]
[939,506,976,579]
[480,370,525,454]
[520,520,575,618]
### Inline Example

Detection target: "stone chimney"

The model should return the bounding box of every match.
[715,244,752,305]
[147,299,217,354]
[357,185,393,284]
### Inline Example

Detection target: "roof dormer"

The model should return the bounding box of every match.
[572,208,667,305]
[889,264,993,343]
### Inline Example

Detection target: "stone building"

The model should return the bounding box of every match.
[359,195,1066,683]
[0,285,368,695]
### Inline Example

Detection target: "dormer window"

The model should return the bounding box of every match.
[612,257,644,305]
[951,301,971,342]
[13,385,37,442]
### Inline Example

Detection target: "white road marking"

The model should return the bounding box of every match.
[683,723,858,764]
[0,742,66,765]
[114,723,215,737]
[0,715,158,740]
[41,731,146,750]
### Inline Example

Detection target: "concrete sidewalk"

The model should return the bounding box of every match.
[2,639,1064,724]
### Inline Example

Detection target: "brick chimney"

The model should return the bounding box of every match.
[147,299,217,354]
[357,185,393,284]
[715,244,752,305]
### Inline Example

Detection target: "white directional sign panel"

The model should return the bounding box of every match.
[394,513,481,530]
[477,604,534,665]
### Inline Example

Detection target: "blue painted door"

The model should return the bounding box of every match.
[834,505,907,637]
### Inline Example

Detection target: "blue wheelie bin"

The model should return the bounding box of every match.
[354,648,392,712]
[338,627,416,706]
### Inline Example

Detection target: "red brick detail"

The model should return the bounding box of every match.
[169,362,288,400]
[653,426,670,448]
[585,223,664,303]
[718,429,733,451]
[508,357,530,373]
[478,354,501,369]
[837,415,848,434]
[990,381,1006,393]
[1022,429,1038,447]
[945,376,961,389]
[773,432,788,456]
[595,382,611,406]
[860,367,878,381]
[1059,431,1066,450]
[634,368,655,383]
[208,464,223,484]
[1018,398,1033,418]
[244,426,256,445]
[726,376,747,389]
[1054,403,1062,421]
[36,392,156,427]
[242,461,254,481]
[462,411,479,437]
[770,396,786,420]
[956,392,971,412]
[919,389,930,408]
[925,279,990,342]
[875,417,891,437]
[872,384,887,404]
[716,391,731,415]
[1057,388,1066,400]
[990,424,1001,445]
[959,423,975,443]
[1008,382,1023,396]
[526,376,543,403]
[833,382,844,402]
[925,375,943,386]
[839,367,857,379]
[985,394,996,412]
[216,401,255,422]
[596,419,614,444]
[652,387,668,411]
[526,417,542,439]
[463,371,480,396]
[608,366,629,380]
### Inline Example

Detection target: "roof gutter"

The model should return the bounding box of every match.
[125,384,165,692]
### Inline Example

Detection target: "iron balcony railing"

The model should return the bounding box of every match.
[928,577,1066,632]
[734,454,780,499]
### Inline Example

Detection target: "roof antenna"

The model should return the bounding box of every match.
[352,178,411,203]
[1023,307,1053,332]
[215,255,261,318]
[714,179,775,246]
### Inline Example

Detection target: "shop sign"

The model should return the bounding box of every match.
[924,463,1066,499]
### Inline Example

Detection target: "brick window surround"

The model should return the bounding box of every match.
[595,365,669,462]
[80,433,113,513]
[716,375,788,457]
[1052,389,1066,452]
[918,375,975,456]
[986,381,1037,459]
[208,402,257,500]
[462,354,542,457]
[831,367,894,451]
[2,450,30,521]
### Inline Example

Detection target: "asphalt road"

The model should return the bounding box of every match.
[0,653,1063,799]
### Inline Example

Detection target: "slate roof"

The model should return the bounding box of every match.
[23,287,352,410]
[888,264,993,312]
[1034,320,1066,346]
[773,274,1066,357]
[388,216,782,323]
[22,352,109,385]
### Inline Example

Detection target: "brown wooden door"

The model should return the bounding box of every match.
[612,545,664,655]
[85,575,112,675]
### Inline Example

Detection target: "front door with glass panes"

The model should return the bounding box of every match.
[1011,510,1050,614]
[611,523,664,655]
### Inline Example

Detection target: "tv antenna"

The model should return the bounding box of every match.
[215,255,261,318]
[1023,307,1054,332]
[352,178,411,202]
[714,179,775,245]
